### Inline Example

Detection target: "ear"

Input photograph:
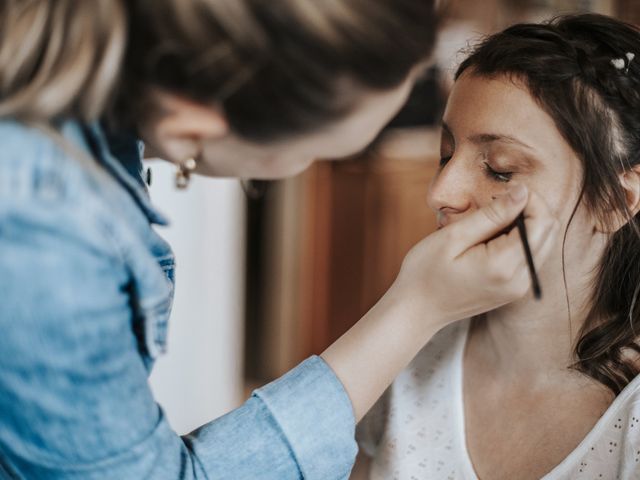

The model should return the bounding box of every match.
[598,165,640,233]
[146,89,229,162]
[621,165,640,215]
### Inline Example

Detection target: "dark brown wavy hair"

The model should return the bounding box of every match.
[457,13,640,394]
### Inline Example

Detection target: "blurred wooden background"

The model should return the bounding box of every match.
[244,0,632,383]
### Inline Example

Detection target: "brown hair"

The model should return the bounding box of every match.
[0,0,439,142]
[457,14,640,394]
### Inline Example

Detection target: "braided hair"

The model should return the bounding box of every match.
[457,13,640,395]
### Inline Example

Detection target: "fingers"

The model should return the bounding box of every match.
[522,191,560,255]
[447,184,529,256]
[483,190,560,296]
[527,206,560,270]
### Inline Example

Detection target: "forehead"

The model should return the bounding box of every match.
[443,72,572,159]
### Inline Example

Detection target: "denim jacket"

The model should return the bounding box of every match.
[0,120,357,479]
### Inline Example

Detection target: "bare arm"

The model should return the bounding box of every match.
[322,186,559,421]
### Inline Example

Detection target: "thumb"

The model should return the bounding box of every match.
[447,184,528,256]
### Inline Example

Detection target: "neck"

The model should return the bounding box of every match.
[471,249,600,385]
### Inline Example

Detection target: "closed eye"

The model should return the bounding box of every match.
[483,162,513,182]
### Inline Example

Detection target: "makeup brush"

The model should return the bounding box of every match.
[514,211,542,300]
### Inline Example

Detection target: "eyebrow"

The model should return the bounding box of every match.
[469,133,536,152]
[442,122,535,151]
[441,122,541,169]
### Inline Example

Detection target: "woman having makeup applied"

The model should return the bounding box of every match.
[0,1,560,479]
[353,13,640,480]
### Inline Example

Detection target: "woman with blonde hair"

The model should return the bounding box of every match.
[0,1,557,478]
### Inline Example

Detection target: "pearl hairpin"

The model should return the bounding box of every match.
[611,52,635,73]
[611,58,626,70]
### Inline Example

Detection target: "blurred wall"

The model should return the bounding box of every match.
[145,160,246,435]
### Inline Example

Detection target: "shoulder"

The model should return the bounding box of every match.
[590,376,640,456]
[0,120,128,255]
[614,370,640,419]
[0,120,129,303]
[568,377,640,478]
[619,375,640,433]
[0,120,102,201]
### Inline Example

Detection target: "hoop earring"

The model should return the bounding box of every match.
[175,157,197,189]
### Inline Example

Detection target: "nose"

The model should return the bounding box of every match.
[427,155,474,222]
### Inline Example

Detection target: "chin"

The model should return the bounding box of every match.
[255,158,316,179]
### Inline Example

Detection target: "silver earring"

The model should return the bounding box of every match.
[175,157,197,189]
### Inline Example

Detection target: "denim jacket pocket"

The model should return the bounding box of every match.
[142,294,173,360]
[132,253,175,366]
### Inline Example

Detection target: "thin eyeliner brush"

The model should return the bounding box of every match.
[515,212,542,300]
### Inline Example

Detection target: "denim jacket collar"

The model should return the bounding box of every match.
[77,121,170,226]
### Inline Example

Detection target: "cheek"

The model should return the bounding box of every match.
[527,170,582,223]
[465,167,513,206]
[264,155,315,178]
[329,119,387,158]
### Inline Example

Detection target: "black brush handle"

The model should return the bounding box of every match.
[515,212,542,300]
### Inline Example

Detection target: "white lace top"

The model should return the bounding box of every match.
[357,320,640,480]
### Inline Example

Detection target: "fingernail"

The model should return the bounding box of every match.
[508,184,527,202]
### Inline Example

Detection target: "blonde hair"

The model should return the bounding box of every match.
[123,0,439,141]
[0,0,126,122]
[0,0,439,138]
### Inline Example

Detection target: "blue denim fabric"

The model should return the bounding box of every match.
[0,120,357,479]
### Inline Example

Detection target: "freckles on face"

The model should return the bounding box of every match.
[430,72,583,226]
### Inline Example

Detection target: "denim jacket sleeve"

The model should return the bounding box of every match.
[0,122,357,480]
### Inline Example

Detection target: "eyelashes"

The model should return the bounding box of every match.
[482,162,513,183]
[438,154,514,183]
[439,155,452,167]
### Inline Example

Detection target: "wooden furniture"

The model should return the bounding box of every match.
[246,129,440,380]
[616,0,640,22]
